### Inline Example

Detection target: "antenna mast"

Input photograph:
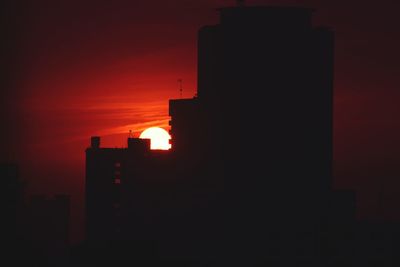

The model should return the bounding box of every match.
[178,79,183,98]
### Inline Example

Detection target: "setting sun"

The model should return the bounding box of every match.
[139,127,171,150]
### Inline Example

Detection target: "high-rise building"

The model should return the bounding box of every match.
[170,6,335,263]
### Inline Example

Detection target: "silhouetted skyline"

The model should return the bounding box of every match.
[2,0,400,259]
[81,5,391,266]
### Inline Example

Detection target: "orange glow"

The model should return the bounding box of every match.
[139,127,171,150]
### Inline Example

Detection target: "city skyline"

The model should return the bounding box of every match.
[2,0,400,246]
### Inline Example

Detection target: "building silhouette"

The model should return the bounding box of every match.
[26,194,71,263]
[85,136,178,243]
[0,163,20,261]
[0,164,73,266]
[84,5,359,266]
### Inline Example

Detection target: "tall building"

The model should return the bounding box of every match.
[85,136,176,242]
[86,136,148,241]
[170,6,335,262]
[196,6,334,194]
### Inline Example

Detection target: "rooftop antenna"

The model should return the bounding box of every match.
[178,79,183,98]
[237,0,245,7]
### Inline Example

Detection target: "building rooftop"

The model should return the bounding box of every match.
[218,6,315,13]
[217,6,315,28]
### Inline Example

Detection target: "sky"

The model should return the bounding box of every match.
[2,0,400,242]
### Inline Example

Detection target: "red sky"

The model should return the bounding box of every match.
[2,0,400,242]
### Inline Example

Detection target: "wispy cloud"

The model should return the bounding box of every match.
[23,95,171,147]
[95,119,170,137]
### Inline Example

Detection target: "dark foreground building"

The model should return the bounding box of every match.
[83,5,359,267]
[26,194,71,263]
[170,6,335,265]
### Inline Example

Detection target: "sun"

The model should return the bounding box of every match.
[139,127,171,150]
